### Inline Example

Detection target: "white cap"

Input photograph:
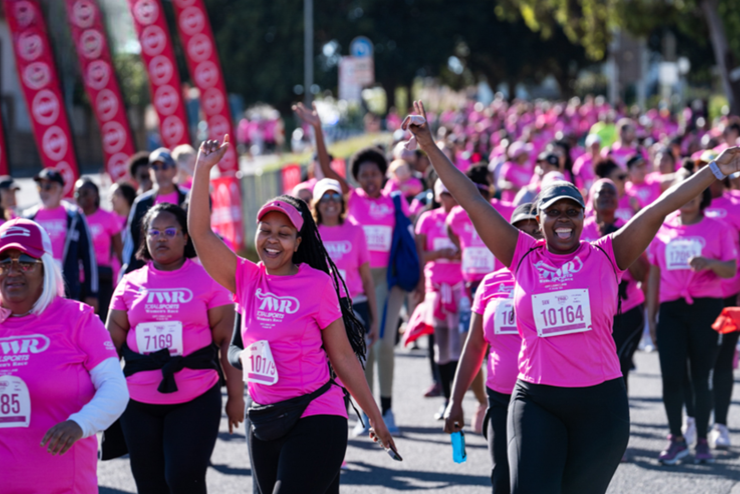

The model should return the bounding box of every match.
[434,179,449,202]
[585,134,601,147]
[313,178,342,202]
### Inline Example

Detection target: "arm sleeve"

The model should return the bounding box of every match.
[234,257,259,306]
[109,276,130,311]
[77,213,99,296]
[356,226,370,266]
[719,225,739,262]
[67,358,129,439]
[414,211,429,235]
[318,275,343,329]
[228,311,244,370]
[508,230,535,273]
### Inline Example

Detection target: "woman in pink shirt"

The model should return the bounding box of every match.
[403,100,740,494]
[0,219,128,493]
[75,178,123,323]
[107,203,243,493]
[647,175,737,464]
[444,203,542,494]
[497,141,532,203]
[189,137,399,493]
[294,102,410,434]
[594,159,639,222]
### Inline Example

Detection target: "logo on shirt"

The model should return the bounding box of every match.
[497,283,513,294]
[369,202,393,218]
[705,208,727,219]
[0,334,50,367]
[534,257,583,283]
[255,289,300,314]
[141,287,193,315]
[324,241,353,259]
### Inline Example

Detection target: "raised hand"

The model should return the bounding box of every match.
[715,146,740,176]
[292,102,322,127]
[401,101,434,150]
[196,135,230,171]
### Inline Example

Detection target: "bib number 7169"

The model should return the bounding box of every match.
[531,289,592,337]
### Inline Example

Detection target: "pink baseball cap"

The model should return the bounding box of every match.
[0,218,53,259]
[257,199,304,231]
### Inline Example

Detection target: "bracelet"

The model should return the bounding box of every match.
[709,161,727,180]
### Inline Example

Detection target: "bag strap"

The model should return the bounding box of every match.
[514,246,540,276]
[594,243,623,318]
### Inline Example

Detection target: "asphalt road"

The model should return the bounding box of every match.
[97,344,740,494]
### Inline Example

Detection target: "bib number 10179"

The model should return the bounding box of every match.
[531,289,592,337]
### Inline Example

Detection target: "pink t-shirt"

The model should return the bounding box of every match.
[85,209,122,267]
[319,220,370,299]
[347,187,410,269]
[415,208,463,291]
[383,177,423,198]
[472,268,521,394]
[111,259,232,404]
[604,142,647,169]
[705,193,740,297]
[626,179,661,209]
[499,161,532,203]
[446,200,515,282]
[615,194,635,222]
[0,298,118,493]
[573,154,596,192]
[648,213,737,304]
[581,217,645,313]
[34,206,67,261]
[510,232,624,387]
[235,259,345,418]
[154,190,180,205]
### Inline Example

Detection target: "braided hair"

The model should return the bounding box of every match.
[273,195,367,365]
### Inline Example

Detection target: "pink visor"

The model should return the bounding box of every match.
[257,200,304,231]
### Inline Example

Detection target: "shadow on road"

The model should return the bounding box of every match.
[625,446,740,478]
[340,461,490,489]
[210,462,252,477]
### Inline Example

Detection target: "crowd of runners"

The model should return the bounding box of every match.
[1,94,740,493]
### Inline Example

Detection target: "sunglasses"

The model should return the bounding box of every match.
[0,254,43,274]
[319,192,342,203]
[147,228,180,239]
[36,182,57,191]
[151,162,174,172]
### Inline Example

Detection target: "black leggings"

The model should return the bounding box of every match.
[486,387,511,494]
[612,304,644,393]
[248,415,347,494]
[438,361,458,401]
[714,294,739,425]
[657,297,723,439]
[508,378,629,494]
[120,384,222,494]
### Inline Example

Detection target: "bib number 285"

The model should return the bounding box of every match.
[0,375,30,428]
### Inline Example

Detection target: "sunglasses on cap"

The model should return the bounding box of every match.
[151,162,175,172]
[147,228,180,239]
[0,253,43,274]
[319,192,342,203]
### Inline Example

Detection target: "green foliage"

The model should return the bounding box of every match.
[113,54,150,107]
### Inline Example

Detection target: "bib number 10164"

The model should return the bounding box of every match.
[531,289,592,337]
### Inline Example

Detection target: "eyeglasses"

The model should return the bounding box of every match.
[147,228,180,239]
[544,208,582,218]
[0,254,43,274]
[151,162,174,172]
[319,192,342,203]
[36,182,56,192]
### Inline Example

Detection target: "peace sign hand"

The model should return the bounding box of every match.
[196,135,230,171]
[715,146,740,176]
[401,101,434,150]
[292,102,322,128]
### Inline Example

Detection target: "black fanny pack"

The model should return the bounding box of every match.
[248,381,334,441]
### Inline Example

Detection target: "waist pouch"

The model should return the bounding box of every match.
[248,381,333,441]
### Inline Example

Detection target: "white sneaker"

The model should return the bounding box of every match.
[434,402,448,421]
[709,424,731,450]
[352,412,370,437]
[383,409,400,436]
[682,416,697,447]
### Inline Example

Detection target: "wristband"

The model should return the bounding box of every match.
[709,161,727,180]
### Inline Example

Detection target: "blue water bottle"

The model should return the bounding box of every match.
[451,431,467,463]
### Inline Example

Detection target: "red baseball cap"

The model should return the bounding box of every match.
[257,199,304,231]
[0,219,53,259]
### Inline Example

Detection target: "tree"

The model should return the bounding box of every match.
[497,0,740,114]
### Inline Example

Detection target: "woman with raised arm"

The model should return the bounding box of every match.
[188,136,399,494]
[403,101,740,494]
[294,102,409,435]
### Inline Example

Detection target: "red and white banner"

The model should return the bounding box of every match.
[0,111,9,176]
[171,0,237,175]
[65,0,135,181]
[211,176,244,251]
[4,0,80,195]
[127,0,190,149]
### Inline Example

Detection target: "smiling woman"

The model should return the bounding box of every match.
[0,218,127,493]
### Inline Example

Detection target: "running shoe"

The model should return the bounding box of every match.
[681,416,697,446]
[709,424,731,450]
[423,382,442,398]
[434,402,448,421]
[694,438,715,464]
[352,412,370,437]
[658,435,689,465]
[472,403,487,434]
[383,409,400,436]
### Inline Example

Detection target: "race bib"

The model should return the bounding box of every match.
[665,238,703,270]
[493,299,518,335]
[462,247,494,273]
[532,289,592,337]
[0,375,30,428]
[241,340,278,385]
[433,237,455,251]
[135,321,184,356]
[363,225,393,252]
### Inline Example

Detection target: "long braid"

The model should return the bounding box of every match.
[274,195,367,366]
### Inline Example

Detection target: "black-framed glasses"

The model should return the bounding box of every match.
[151,162,174,172]
[147,228,180,239]
[319,192,342,203]
[0,254,43,274]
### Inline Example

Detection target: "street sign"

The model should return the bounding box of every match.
[339,56,374,102]
[350,36,373,58]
